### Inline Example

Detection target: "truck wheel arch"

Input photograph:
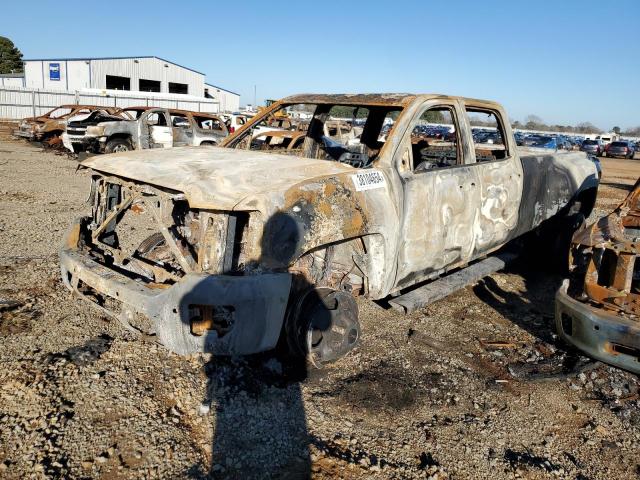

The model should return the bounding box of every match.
[289,233,389,300]
[104,135,133,153]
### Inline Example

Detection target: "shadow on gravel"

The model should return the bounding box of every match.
[598,181,634,192]
[183,212,317,479]
[472,262,596,380]
[472,263,561,344]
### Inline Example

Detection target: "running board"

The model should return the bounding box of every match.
[388,252,517,314]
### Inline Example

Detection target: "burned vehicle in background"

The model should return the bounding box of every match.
[60,93,599,366]
[556,179,640,374]
[61,106,151,153]
[62,107,228,153]
[13,105,122,147]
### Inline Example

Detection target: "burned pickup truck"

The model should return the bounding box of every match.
[557,179,640,374]
[60,93,599,366]
[62,107,228,153]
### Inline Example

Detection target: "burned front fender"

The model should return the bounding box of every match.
[251,171,399,297]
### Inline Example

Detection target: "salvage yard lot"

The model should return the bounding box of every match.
[1,127,639,479]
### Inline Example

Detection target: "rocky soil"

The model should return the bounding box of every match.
[1,128,639,479]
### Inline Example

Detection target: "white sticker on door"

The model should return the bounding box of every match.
[351,170,386,191]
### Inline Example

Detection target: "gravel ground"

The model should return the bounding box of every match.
[1,126,639,479]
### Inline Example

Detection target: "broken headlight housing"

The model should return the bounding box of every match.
[86,125,106,137]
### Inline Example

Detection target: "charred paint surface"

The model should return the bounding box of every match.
[511,149,598,239]
[570,179,640,317]
[556,180,640,374]
[473,159,522,253]
[396,166,479,288]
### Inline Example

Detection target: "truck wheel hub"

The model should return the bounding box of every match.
[289,287,360,367]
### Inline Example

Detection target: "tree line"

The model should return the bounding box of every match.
[512,115,639,136]
[0,36,23,74]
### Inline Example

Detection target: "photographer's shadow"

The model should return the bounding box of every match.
[184,211,334,479]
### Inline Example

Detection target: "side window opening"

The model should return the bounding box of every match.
[132,109,146,120]
[466,108,508,161]
[146,112,167,127]
[72,109,92,118]
[410,106,459,172]
[170,114,190,128]
[195,117,224,131]
[231,103,316,155]
[48,107,73,119]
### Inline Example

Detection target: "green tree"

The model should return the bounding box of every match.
[612,126,621,134]
[0,36,23,74]
[420,109,445,124]
[524,114,545,131]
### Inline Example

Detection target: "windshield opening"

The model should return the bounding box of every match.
[47,107,73,119]
[226,103,402,168]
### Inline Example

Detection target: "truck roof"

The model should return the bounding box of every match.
[122,106,222,119]
[280,93,503,109]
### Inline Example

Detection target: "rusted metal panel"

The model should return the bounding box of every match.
[556,179,640,373]
[570,179,640,316]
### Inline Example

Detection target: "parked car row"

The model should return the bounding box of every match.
[516,133,581,150]
[14,104,232,154]
[511,132,637,160]
[581,139,637,158]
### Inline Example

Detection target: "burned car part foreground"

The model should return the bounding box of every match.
[556,179,640,374]
[60,93,598,366]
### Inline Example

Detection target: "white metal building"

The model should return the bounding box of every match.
[17,56,240,110]
[23,56,204,94]
[205,83,240,112]
[0,56,241,119]
[0,73,25,87]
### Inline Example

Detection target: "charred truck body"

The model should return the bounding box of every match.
[13,105,122,146]
[557,180,640,374]
[60,94,599,366]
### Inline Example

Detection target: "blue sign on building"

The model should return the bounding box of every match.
[49,63,60,81]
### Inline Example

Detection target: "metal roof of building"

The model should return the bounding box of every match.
[23,56,205,76]
[205,83,239,97]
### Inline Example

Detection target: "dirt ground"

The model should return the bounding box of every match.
[1,127,639,480]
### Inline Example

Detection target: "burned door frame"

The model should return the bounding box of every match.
[392,99,482,290]
[139,109,173,149]
[459,101,523,256]
[170,112,195,147]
